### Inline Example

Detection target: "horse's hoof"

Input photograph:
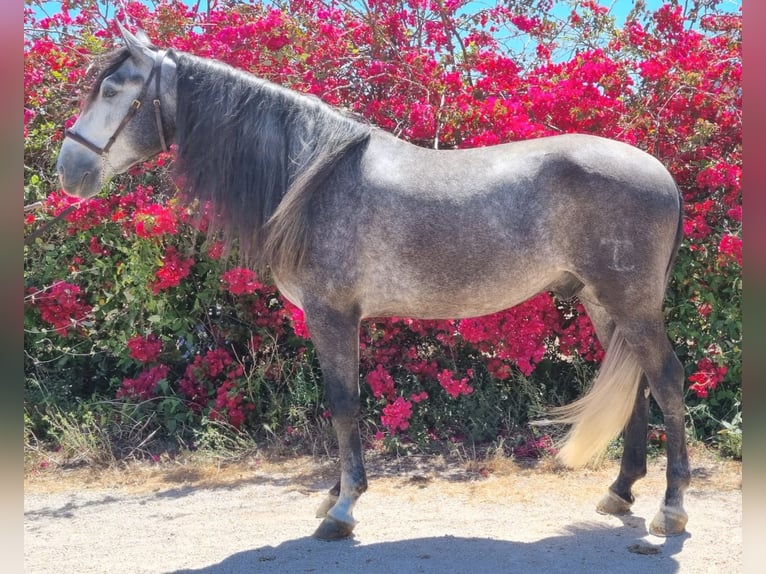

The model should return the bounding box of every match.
[596,489,633,515]
[648,504,688,536]
[313,516,355,540]
[315,495,338,518]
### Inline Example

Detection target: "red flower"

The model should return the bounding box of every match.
[207,241,225,259]
[117,364,169,401]
[221,267,261,295]
[717,234,742,266]
[211,379,255,428]
[127,334,163,363]
[683,215,712,241]
[88,236,110,256]
[178,347,249,424]
[698,302,713,318]
[150,246,193,293]
[688,358,728,398]
[133,203,178,238]
[457,293,557,376]
[28,282,92,337]
[282,300,310,338]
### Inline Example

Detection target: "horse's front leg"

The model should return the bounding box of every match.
[314,414,367,539]
[303,304,367,540]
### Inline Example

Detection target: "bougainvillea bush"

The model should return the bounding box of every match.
[24,0,741,460]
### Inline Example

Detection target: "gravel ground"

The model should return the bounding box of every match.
[24,451,742,573]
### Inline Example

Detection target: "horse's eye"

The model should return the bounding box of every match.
[101,86,118,98]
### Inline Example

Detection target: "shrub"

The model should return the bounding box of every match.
[24,0,741,460]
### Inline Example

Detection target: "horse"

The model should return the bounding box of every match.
[55,25,690,541]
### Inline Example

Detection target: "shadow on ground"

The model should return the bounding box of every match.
[171,521,690,574]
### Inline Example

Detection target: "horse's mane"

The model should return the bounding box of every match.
[173,53,371,272]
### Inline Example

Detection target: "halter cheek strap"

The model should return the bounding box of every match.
[65,50,168,156]
[152,51,168,153]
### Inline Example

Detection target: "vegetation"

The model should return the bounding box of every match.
[24,0,741,466]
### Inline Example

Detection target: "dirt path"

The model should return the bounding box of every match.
[24,450,741,573]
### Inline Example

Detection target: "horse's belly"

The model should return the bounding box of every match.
[359,264,560,320]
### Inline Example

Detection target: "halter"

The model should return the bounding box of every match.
[65,50,169,156]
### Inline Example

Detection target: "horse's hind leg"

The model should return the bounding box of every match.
[615,313,690,536]
[580,300,650,516]
[597,380,650,515]
[302,304,367,540]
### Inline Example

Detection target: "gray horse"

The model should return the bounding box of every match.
[56,25,689,540]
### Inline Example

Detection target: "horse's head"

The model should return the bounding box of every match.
[56,23,176,198]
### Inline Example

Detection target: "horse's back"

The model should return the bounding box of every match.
[362,132,676,201]
[355,131,680,264]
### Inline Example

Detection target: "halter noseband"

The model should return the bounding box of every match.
[65,50,169,156]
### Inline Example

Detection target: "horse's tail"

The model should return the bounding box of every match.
[544,328,643,468]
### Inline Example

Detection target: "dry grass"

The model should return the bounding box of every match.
[24,441,740,505]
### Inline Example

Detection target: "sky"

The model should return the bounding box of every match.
[26,0,742,70]
[31,0,743,27]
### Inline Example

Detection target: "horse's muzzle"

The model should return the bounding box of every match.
[56,142,102,198]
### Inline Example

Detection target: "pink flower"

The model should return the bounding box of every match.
[24,107,35,126]
[381,397,413,433]
[513,434,556,459]
[437,369,474,398]
[366,364,396,400]
[726,205,742,222]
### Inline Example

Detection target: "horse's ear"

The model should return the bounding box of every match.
[116,20,154,65]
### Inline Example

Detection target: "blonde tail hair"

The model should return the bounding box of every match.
[540,328,643,469]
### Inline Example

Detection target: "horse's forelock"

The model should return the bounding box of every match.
[82,38,162,108]
[83,47,132,107]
